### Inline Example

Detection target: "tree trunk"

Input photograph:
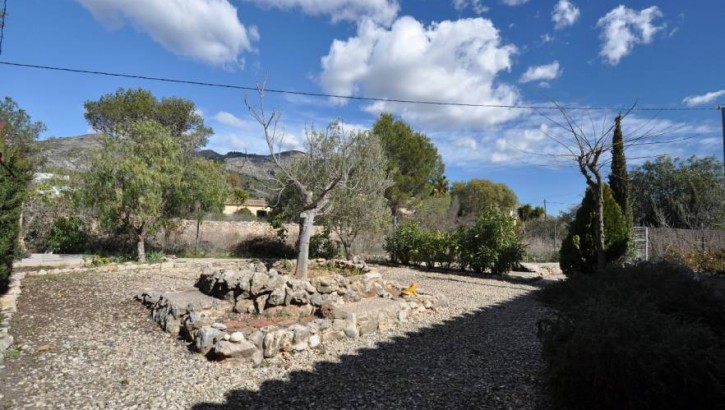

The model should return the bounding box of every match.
[295,210,316,279]
[195,219,201,253]
[595,182,606,272]
[137,232,146,263]
[17,203,27,256]
[342,240,352,261]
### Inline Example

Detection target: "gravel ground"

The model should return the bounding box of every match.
[0,263,552,409]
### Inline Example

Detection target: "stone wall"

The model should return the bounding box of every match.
[152,220,316,254]
[0,270,24,358]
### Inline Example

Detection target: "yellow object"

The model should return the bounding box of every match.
[401,283,418,296]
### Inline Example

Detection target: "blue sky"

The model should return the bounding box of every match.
[2,0,723,214]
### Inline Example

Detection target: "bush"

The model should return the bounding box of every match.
[309,229,339,259]
[384,210,523,274]
[537,262,725,410]
[665,247,725,275]
[459,210,523,275]
[384,220,421,265]
[233,236,296,259]
[47,216,88,254]
[559,184,628,275]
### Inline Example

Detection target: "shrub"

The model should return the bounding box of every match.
[145,250,165,264]
[384,220,421,265]
[309,229,339,259]
[234,236,296,259]
[458,210,523,275]
[559,184,628,275]
[47,216,88,254]
[537,262,725,410]
[665,247,725,275]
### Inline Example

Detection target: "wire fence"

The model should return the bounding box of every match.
[635,227,725,261]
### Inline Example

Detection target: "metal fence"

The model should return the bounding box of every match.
[634,227,725,260]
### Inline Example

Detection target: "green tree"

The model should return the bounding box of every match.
[560,184,629,275]
[322,132,392,260]
[373,113,444,224]
[0,97,44,291]
[83,120,184,262]
[177,158,229,252]
[630,155,725,229]
[451,179,518,219]
[517,204,545,221]
[608,115,632,227]
[84,88,211,151]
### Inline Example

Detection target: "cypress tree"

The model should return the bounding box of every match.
[608,115,632,227]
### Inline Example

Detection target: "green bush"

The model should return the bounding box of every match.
[145,250,165,264]
[459,210,523,275]
[559,184,628,275]
[384,210,523,274]
[47,216,88,254]
[537,262,725,410]
[384,220,421,265]
[309,229,339,259]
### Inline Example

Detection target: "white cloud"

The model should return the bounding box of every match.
[214,111,249,129]
[501,0,528,5]
[519,61,561,83]
[596,5,664,65]
[74,0,258,68]
[240,0,399,26]
[452,0,489,14]
[319,16,521,130]
[454,136,478,150]
[682,90,725,107]
[552,0,580,30]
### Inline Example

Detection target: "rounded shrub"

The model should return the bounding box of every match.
[47,216,88,254]
[559,184,628,275]
[384,220,421,265]
[309,229,339,259]
[458,210,523,275]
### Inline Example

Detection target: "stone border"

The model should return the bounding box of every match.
[0,270,25,358]
[0,260,245,359]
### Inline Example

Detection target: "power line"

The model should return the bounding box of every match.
[0,60,719,112]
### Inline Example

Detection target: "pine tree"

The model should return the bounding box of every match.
[608,115,632,227]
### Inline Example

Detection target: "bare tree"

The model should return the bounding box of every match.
[244,82,373,278]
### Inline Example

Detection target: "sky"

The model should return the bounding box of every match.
[2,0,724,215]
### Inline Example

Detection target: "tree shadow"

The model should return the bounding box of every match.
[191,289,551,410]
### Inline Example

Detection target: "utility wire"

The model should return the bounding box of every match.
[0,60,719,112]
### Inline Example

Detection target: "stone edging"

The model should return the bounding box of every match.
[0,260,242,358]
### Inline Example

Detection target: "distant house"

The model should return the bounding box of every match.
[223,198,272,218]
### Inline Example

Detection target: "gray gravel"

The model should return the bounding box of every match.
[0,263,552,409]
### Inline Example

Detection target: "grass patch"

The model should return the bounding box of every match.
[3,349,20,359]
[537,261,725,410]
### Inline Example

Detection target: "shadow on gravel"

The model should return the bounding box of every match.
[191,290,550,410]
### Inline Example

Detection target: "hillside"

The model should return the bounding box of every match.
[34,134,302,179]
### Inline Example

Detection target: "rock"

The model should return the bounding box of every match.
[194,327,225,355]
[320,302,336,319]
[363,271,382,281]
[284,288,309,305]
[234,299,255,314]
[267,287,286,306]
[309,334,321,348]
[290,324,311,344]
[248,330,265,349]
[249,271,270,296]
[312,276,339,294]
[223,333,231,341]
[344,314,359,338]
[357,315,379,337]
[213,340,257,360]
[255,294,269,313]
[262,329,294,358]
[397,309,409,323]
[320,329,345,342]
[229,331,245,343]
[252,350,264,367]
[211,322,227,330]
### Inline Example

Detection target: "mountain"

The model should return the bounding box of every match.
[34,134,302,179]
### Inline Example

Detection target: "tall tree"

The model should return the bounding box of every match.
[373,113,444,225]
[0,97,44,292]
[84,88,212,151]
[451,179,518,219]
[83,120,185,262]
[630,155,725,229]
[608,115,632,227]
[245,84,382,278]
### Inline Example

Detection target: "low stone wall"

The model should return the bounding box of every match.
[137,260,448,364]
[0,271,24,358]
[153,220,314,254]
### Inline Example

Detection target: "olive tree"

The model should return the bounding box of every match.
[244,84,388,277]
